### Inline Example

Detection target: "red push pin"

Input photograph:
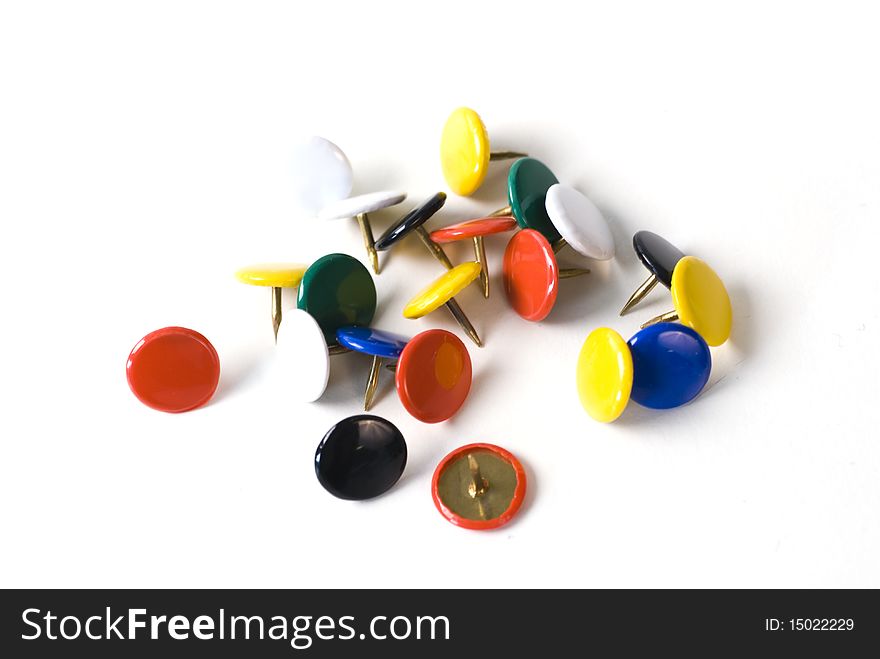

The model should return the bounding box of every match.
[126,327,220,413]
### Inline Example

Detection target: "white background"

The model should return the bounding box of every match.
[1,1,878,588]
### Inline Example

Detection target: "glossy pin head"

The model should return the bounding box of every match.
[576,327,633,423]
[431,216,518,298]
[336,326,409,411]
[373,192,453,271]
[503,229,590,322]
[296,254,377,346]
[318,190,407,275]
[545,184,615,260]
[504,157,562,244]
[276,309,331,403]
[236,263,308,342]
[291,136,353,215]
[627,323,711,409]
[642,256,732,347]
[403,262,483,347]
[432,443,527,530]
[315,415,407,501]
[619,231,686,315]
[440,107,526,197]
[396,329,472,423]
[126,327,220,413]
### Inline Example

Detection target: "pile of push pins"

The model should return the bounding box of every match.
[125,107,733,531]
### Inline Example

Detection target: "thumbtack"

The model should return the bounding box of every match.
[403,262,484,347]
[432,443,527,530]
[430,216,518,298]
[291,135,405,275]
[619,231,686,316]
[126,327,220,413]
[502,229,590,322]
[296,254,377,347]
[335,326,409,411]
[235,263,308,342]
[373,192,453,271]
[544,183,616,261]
[291,136,353,215]
[639,255,732,347]
[315,415,407,501]
[440,107,527,196]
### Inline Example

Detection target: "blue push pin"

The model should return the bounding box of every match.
[336,326,409,411]
[627,322,712,409]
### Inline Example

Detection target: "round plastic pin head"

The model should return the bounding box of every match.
[430,216,518,298]
[440,107,526,196]
[297,254,377,346]
[641,256,732,347]
[276,309,331,403]
[403,262,483,347]
[373,192,454,272]
[432,444,527,530]
[396,329,472,423]
[291,136,353,215]
[315,415,407,500]
[502,229,590,322]
[619,231,686,315]
[544,184,615,261]
[126,327,220,413]
[627,323,711,409]
[318,190,407,275]
[489,157,562,244]
[576,327,633,423]
[236,263,308,342]
[336,326,409,411]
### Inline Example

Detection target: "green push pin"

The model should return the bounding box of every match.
[296,253,377,347]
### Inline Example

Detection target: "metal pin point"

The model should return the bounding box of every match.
[356,212,380,275]
[640,309,680,329]
[271,286,283,343]
[363,355,383,411]
[473,236,490,298]
[620,273,660,316]
[414,225,454,269]
[444,298,482,348]
[488,151,528,161]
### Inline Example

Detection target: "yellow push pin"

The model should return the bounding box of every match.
[235,263,307,341]
[640,256,732,347]
[440,107,527,196]
[403,262,483,347]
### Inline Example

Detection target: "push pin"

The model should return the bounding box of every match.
[290,136,353,215]
[639,255,732,347]
[373,192,454,271]
[403,262,484,347]
[315,414,407,500]
[575,323,711,423]
[335,326,409,411]
[319,190,407,275]
[619,231,686,316]
[440,107,527,196]
[235,263,307,342]
[502,229,590,321]
[296,253,377,347]
[544,183,616,261]
[490,157,565,250]
[396,329,472,423]
[275,309,334,403]
[292,135,405,275]
[432,443,527,530]
[430,216,518,298]
[126,327,220,413]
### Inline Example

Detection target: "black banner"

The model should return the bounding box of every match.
[1,589,876,656]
